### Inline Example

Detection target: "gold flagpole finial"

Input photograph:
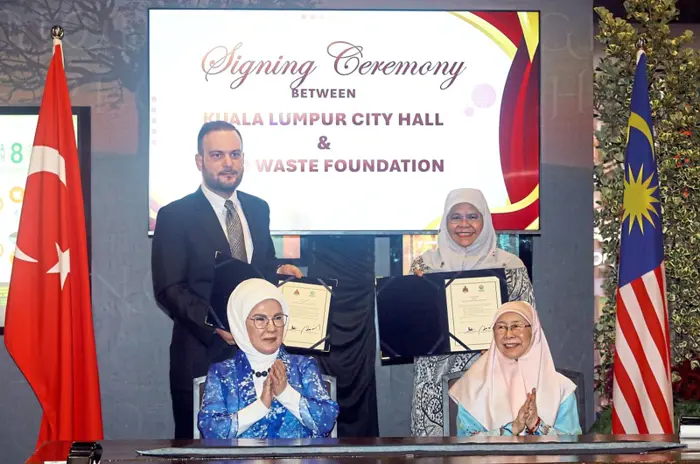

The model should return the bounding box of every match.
[51,25,64,40]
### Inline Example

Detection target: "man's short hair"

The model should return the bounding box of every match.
[197,121,243,154]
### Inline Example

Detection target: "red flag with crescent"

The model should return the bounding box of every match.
[4,39,103,449]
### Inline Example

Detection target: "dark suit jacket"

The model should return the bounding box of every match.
[151,187,279,391]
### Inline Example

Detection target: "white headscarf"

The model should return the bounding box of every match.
[227,278,289,375]
[448,301,576,430]
[421,188,523,271]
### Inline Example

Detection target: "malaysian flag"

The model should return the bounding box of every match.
[611,50,673,434]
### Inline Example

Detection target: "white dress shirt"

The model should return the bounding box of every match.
[200,183,254,263]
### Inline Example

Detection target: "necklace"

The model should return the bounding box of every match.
[253,368,270,378]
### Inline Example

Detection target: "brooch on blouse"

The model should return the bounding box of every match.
[254,368,270,378]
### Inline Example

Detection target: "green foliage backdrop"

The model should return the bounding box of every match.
[593,0,700,408]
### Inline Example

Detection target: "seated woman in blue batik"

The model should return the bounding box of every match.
[448,301,581,436]
[198,278,339,439]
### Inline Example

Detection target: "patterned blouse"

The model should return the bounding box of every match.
[198,347,339,439]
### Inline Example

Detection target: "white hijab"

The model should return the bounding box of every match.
[227,278,289,376]
[421,188,523,271]
[448,301,576,430]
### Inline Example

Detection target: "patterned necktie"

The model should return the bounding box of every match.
[224,200,248,262]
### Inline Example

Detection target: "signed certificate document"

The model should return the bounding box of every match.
[280,281,332,350]
[445,276,502,351]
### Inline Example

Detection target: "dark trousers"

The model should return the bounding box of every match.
[171,388,194,439]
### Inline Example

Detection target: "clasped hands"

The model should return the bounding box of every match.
[261,360,288,408]
[512,388,539,435]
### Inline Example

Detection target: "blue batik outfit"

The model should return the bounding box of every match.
[198,347,338,439]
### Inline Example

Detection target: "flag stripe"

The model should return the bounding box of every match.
[612,362,637,433]
[639,271,670,378]
[611,407,625,435]
[613,335,648,433]
[655,264,672,375]
[617,283,673,432]
[626,279,670,392]
[614,306,662,432]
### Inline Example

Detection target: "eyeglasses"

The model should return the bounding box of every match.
[447,213,481,224]
[493,323,532,335]
[249,314,288,329]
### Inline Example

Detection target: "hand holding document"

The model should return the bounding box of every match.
[445,276,502,351]
[279,280,333,351]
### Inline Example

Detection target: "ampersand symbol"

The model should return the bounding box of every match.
[317,136,331,150]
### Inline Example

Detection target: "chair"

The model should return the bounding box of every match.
[193,374,338,438]
[193,375,207,439]
[441,371,465,436]
[556,368,587,433]
[441,368,586,436]
[323,374,339,438]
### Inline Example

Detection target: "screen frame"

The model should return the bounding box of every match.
[0,106,92,334]
[146,8,542,236]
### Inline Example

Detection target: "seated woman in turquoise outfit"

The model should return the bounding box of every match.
[198,278,339,438]
[448,301,581,436]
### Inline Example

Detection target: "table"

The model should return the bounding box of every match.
[27,434,700,463]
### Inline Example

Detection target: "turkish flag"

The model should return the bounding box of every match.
[4,40,103,449]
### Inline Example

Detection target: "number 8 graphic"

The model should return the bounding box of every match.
[11,143,23,163]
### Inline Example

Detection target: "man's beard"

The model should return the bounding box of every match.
[203,168,244,194]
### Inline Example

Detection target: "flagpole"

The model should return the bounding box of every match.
[636,37,646,64]
[50,25,64,65]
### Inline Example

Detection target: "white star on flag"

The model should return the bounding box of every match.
[46,244,70,290]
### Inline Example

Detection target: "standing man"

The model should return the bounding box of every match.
[151,121,302,439]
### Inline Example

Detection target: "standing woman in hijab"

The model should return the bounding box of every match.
[198,279,339,438]
[410,188,536,437]
[449,301,580,436]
